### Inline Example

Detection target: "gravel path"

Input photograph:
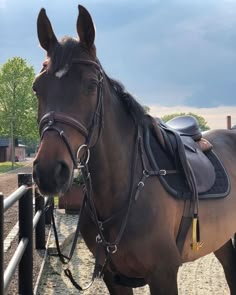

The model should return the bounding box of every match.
[37,210,230,295]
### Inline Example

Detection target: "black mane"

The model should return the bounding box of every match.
[106,76,146,124]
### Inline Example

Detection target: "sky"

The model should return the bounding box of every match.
[1,0,236,128]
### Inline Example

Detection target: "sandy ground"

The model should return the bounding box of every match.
[37,211,230,295]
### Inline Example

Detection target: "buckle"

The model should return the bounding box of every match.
[159,169,167,176]
[96,234,102,244]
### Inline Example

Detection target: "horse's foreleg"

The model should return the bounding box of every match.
[147,264,179,295]
[103,270,134,295]
[214,238,236,294]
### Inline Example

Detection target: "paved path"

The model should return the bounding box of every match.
[37,210,230,295]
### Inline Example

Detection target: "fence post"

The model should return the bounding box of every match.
[18,174,33,295]
[227,115,231,129]
[35,190,45,249]
[0,193,3,295]
[45,197,53,225]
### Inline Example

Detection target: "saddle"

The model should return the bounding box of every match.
[158,115,215,194]
[144,114,230,253]
[144,115,230,200]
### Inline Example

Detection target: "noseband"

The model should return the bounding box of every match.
[38,59,104,168]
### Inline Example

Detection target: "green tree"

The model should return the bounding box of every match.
[0,57,38,166]
[161,112,210,131]
[143,105,150,113]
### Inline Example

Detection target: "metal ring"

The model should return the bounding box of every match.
[138,181,144,188]
[143,170,149,177]
[76,144,90,166]
[106,245,117,254]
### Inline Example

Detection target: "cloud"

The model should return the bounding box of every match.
[95,1,236,108]
[1,1,236,108]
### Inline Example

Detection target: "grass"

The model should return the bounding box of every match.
[0,161,26,174]
[54,196,59,207]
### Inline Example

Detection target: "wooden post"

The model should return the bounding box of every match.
[35,190,45,249]
[18,174,33,295]
[227,115,231,129]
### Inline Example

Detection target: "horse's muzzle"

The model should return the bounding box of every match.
[33,159,71,196]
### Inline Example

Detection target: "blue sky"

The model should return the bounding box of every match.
[1,0,236,109]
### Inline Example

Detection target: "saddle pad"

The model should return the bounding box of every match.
[144,128,230,200]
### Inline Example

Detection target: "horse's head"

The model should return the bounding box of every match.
[33,5,103,196]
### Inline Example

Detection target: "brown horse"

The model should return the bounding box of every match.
[33,5,236,295]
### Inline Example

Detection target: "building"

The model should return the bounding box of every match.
[0,138,26,162]
[0,138,9,162]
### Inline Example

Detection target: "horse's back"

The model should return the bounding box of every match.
[204,128,236,166]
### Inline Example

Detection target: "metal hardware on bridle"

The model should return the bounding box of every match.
[76,144,90,168]
[106,245,118,254]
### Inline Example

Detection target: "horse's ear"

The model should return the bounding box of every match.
[77,5,95,49]
[37,8,58,52]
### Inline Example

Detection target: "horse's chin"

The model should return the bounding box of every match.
[36,178,73,197]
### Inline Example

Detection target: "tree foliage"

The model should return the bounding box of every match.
[0,57,38,141]
[143,105,150,113]
[161,112,210,131]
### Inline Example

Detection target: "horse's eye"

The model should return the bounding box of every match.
[88,80,98,91]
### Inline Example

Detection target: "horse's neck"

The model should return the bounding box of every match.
[88,84,137,218]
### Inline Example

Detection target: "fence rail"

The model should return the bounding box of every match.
[0,173,49,295]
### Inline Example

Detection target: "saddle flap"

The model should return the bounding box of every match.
[181,136,216,193]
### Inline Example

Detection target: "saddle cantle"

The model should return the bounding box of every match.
[144,115,230,200]
[166,115,201,140]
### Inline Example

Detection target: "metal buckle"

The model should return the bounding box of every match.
[138,181,144,189]
[48,120,54,126]
[98,221,104,231]
[159,169,167,176]
[96,234,102,244]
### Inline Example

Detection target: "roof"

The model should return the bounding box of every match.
[0,138,9,147]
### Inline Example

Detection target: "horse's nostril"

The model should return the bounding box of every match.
[55,161,70,185]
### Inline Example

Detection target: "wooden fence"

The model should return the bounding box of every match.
[0,173,50,295]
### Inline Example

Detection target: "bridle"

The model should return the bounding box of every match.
[38,59,104,168]
[38,58,157,290]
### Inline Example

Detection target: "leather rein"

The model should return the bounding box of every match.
[39,59,160,290]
